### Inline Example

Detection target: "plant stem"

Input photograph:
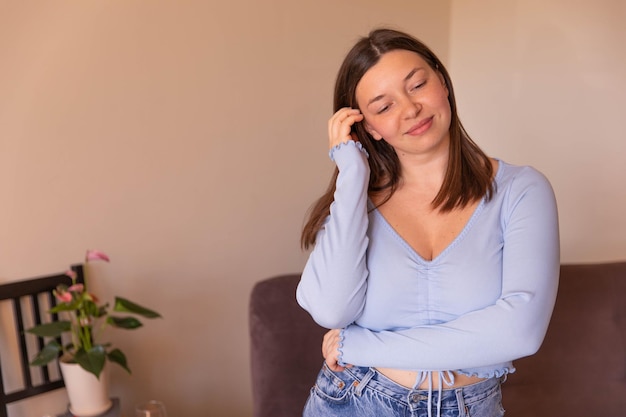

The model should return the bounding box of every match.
[76,310,92,352]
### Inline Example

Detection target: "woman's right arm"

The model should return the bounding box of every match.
[296,108,370,329]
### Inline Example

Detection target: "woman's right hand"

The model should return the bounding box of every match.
[328,107,363,150]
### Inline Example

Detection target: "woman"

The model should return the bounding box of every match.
[296,28,560,417]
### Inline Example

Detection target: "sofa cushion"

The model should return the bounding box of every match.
[502,262,626,416]
[249,274,325,417]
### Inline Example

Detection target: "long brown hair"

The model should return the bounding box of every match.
[301,28,493,249]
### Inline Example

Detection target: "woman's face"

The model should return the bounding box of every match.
[355,49,451,158]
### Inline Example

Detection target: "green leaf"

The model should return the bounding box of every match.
[107,348,131,374]
[49,301,80,313]
[106,315,143,329]
[74,346,106,379]
[26,321,71,338]
[30,340,62,366]
[49,298,81,314]
[113,297,161,318]
[96,304,109,318]
[83,299,100,317]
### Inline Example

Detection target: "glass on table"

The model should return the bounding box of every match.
[135,400,167,417]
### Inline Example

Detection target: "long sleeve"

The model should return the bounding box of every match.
[296,141,371,329]
[339,166,560,371]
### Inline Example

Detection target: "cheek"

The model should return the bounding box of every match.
[439,88,450,113]
[434,93,452,122]
[443,98,452,125]
[365,116,394,138]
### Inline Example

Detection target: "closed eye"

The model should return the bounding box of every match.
[377,103,392,114]
[410,81,426,92]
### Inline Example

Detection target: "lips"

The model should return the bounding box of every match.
[406,116,434,136]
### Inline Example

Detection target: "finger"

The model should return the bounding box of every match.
[325,357,345,372]
[321,330,336,358]
[328,108,364,149]
[322,334,337,359]
[329,107,360,123]
[329,117,361,149]
[328,109,362,138]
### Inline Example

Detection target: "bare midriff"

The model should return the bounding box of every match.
[376,367,485,390]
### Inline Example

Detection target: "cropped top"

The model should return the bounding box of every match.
[297,140,560,380]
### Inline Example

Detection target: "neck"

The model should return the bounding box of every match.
[396,145,449,194]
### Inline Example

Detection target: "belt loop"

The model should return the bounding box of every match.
[353,368,376,396]
[455,388,467,417]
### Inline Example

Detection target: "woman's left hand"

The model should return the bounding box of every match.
[322,329,350,372]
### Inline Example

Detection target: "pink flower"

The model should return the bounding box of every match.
[65,270,77,280]
[54,289,72,303]
[68,283,84,293]
[85,250,110,262]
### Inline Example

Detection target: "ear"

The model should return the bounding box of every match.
[364,121,383,141]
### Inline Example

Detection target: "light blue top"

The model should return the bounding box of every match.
[296,140,560,379]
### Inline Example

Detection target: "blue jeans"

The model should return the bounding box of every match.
[303,364,506,417]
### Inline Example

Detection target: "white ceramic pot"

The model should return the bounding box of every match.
[59,358,112,417]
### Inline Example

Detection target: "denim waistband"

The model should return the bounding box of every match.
[333,365,502,417]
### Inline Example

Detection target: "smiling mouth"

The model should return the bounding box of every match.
[406,116,434,135]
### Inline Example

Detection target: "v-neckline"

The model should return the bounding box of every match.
[368,159,503,264]
[371,198,486,263]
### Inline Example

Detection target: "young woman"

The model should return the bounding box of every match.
[296,28,560,417]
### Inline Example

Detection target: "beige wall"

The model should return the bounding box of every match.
[0,1,450,416]
[449,0,626,263]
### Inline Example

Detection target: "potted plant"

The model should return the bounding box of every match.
[27,250,161,416]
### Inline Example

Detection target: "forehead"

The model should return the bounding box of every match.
[356,50,430,100]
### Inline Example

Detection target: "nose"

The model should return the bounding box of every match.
[401,94,421,119]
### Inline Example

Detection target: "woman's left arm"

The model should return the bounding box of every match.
[337,168,560,370]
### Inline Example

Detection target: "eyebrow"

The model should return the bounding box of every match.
[366,67,425,106]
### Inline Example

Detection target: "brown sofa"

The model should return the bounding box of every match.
[249,262,626,417]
